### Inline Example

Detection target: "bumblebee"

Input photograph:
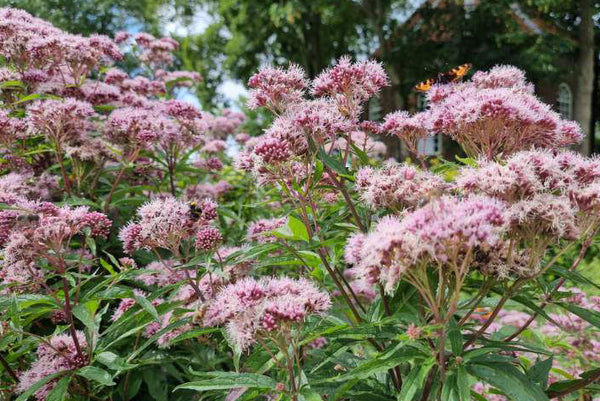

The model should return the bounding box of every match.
[189,201,202,221]
[16,213,40,224]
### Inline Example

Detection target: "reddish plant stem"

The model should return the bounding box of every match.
[464,283,517,348]
[546,369,600,399]
[61,276,85,361]
[104,148,139,212]
[55,150,72,197]
[324,167,366,233]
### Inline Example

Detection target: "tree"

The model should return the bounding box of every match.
[0,0,195,35]
[523,0,599,154]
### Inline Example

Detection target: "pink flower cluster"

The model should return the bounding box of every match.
[204,277,330,350]
[16,331,87,400]
[0,8,121,85]
[311,56,388,117]
[185,180,232,201]
[238,56,389,181]
[247,217,287,243]
[247,64,308,113]
[27,98,95,145]
[119,197,218,254]
[0,199,111,292]
[356,162,449,211]
[457,149,600,241]
[379,65,583,158]
[350,196,506,292]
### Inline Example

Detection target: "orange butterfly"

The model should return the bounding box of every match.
[415,63,472,92]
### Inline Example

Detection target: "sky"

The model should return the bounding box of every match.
[161,5,248,107]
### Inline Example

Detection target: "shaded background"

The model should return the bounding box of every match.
[2,0,598,157]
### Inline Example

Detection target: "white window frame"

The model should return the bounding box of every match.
[557,82,573,120]
[415,93,441,156]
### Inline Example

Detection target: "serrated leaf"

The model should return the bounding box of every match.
[322,344,424,383]
[76,366,115,386]
[528,357,553,389]
[398,358,435,400]
[133,292,159,322]
[72,300,98,334]
[174,372,277,392]
[46,376,70,401]
[96,351,137,371]
[317,147,348,175]
[556,302,600,329]
[467,360,549,401]
[448,318,463,355]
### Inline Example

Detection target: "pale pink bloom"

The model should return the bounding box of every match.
[201,139,227,154]
[312,56,388,115]
[358,196,506,292]
[293,99,354,145]
[356,162,448,211]
[344,233,366,265]
[253,137,291,164]
[381,111,429,155]
[204,277,330,350]
[27,98,95,145]
[247,64,307,113]
[155,70,202,86]
[471,65,534,93]
[137,259,183,286]
[235,133,250,143]
[16,331,87,400]
[247,217,287,243]
[185,180,232,200]
[422,74,583,157]
[195,226,222,251]
[507,194,578,240]
[406,324,422,340]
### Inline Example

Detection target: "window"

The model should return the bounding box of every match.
[557,83,572,120]
[415,93,441,155]
[416,92,429,112]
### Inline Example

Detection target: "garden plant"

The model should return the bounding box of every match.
[0,7,599,401]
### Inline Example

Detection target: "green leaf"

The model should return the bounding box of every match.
[467,360,549,401]
[447,318,463,355]
[441,372,459,401]
[546,368,600,397]
[455,155,477,167]
[99,258,117,276]
[528,357,553,389]
[288,215,310,242]
[398,358,435,401]
[299,388,324,401]
[72,300,98,334]
[350,143,371,165]
[96,351,137,372]
[46,376,70,401]
[133,291,159,322]
[273,215,310,242]
[174,372,278,392]
[0,80,24,89]
[556,302,600,329]
[317,147,348,175]
[455,365,471,401]
[322,344,425,383]
[76,366,115,386]
[548,266,600,291]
